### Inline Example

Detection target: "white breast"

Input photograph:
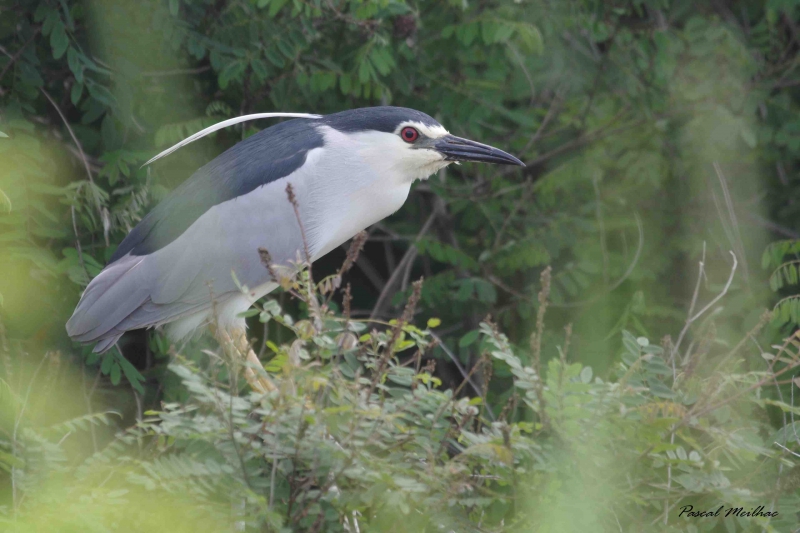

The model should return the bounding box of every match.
[300,126,414,260]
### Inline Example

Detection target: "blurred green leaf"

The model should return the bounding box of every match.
[50,21,68,59]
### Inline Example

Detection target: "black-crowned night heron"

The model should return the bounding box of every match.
[66,106,523,387]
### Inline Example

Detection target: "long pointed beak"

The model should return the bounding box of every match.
[434,134,525,166]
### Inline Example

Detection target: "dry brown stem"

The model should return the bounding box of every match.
[211,324,276,394]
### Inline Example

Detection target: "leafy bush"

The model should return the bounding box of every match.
[3,1,800,531]
[2,254,798,531]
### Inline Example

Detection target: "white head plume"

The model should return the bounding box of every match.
[142,112,322,167]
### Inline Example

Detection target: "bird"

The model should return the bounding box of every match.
[66,106,524,358]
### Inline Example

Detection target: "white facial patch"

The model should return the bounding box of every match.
[392,120,451,180]
[321,121,451,186]
[394,120,449,139]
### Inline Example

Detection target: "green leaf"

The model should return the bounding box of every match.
[622,330,640,357]
[474,279,497,303]
[454,22,478,46]
[86,82,117,108]
[427,318,441,328]
[218,60,246,89]
[251,58,268,82]
[644,357,672,377]
[773,422,800,444]
[116,352,145,393]
[269,0,289,17]
[34,4,49,22]
[740,126,757,148]
[761,399,800,416]
[276,38,294,59]
[339,73,352,95]
[265,48,285,68]
[0,131,7,138]
[648,378,675,399]
[51,21,68,59]
[358,60,372,83]
[42,10,58,35]
[100,353,113,374]
[459,330,480,348]
[455,279,474,301]
[110,361,121,385]
[230,269,243,290]
[19,62,44,87]
[67,46,83,83]
[515,23,543,54]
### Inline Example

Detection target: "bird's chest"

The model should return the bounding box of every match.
[301,154,411,260]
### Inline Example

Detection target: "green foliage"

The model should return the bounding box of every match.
[763,241,800,328]
[1,268,798,531]
[3,0,800,530]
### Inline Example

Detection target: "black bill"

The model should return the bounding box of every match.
[434,134,525,166]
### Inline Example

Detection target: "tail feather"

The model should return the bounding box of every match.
[66,256,146,338]
[92,334,124,354]
[67,255,155,349]
[67,254,218,352]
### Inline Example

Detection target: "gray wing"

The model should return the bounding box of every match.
[110,117,323,262]
[67,175,311,351]
[67,119,322,352]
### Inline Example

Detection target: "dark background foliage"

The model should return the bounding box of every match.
[3,0,800,531]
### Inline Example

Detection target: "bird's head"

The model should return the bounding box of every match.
[142,106,524,184]
[320,107,524,182]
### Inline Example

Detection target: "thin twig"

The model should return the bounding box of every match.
[340,244,384,292]
[492,177,533,251]
[713,162,749,281]
[12,353,51,515]
[592,174,609,284]
[140,65,211,77]
[530,267,551,429]
[504,105,634,175]
[774,441,800,458]
[521,86,564,155]
[268,454,279,510]
[428,331,495,421]
[40,89,96,191]
[688,253,738,322]
[671,249,738,360]
[40,87,104,236]
[550,212,644,308]
[750,332,789,530]
[70,205,90,281]
[370,207,440,319]
[285,183,310,265]
[685,343,800,423]
[746,211,800,239]
[0,29,41,87]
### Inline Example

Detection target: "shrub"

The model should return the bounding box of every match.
[2,252,798,532]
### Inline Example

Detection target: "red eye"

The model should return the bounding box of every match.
[400,126,419,143]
